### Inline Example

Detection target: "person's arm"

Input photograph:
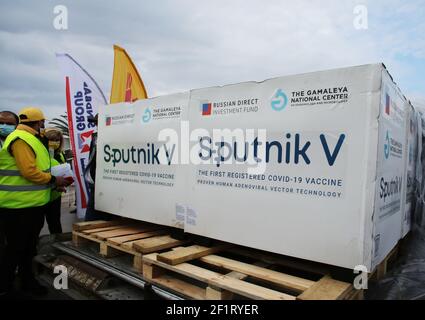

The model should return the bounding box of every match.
[10,139,52,184]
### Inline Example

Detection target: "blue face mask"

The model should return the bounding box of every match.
[0,124,16,138]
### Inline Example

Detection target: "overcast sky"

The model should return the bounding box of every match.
[0,0,424,119]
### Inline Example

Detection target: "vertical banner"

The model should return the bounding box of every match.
[56,53,107,218]
[110,45,148,104]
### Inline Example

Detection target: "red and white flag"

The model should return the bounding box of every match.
[56,53,107,218]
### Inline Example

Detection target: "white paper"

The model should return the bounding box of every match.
[51,163,73,178]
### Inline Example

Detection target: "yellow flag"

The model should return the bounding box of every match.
[110,45,148,103]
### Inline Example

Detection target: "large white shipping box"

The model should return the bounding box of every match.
[401,103,418,237]
[186,64,408,271]
[95,93,189,228]
[96,64,409,271]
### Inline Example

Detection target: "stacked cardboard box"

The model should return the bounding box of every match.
[96,64,415,271]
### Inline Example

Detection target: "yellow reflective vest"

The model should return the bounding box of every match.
[0,130,51,208]
[50,152,66,201]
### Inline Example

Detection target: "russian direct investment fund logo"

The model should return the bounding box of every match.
[271,89,288,111]
[201,102,212,116]
[105,116,112,126]
[385,93,391,116]
[384,131,390,159]
[141,107,152,123]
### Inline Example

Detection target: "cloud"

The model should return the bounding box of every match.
[0,0,424,118]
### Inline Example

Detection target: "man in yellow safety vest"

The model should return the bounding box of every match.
[0,107,72,298]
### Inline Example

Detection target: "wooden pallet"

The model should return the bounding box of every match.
[72,220,189,273]
[72,219,379,300]
[369,243,400,281]
[142,245,360,300]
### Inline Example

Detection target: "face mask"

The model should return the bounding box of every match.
[0,124,16,137]
[48,141,61,150]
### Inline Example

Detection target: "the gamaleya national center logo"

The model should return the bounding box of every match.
[141,107,152,123]
[384,130,390,159]
[383,129,403,160]
[271,89,288,111]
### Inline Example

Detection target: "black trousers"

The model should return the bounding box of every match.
[0,218,6,274]
[0,206,45,293]
[44,197,62,234]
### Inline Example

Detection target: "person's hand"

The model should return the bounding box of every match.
[55,176,73,187]
[64,176,74,185]
[55,186,66,193]
[55,176,66,187]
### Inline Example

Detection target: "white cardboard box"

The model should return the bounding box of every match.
[401,103,418,237]
[95,93,189,228]
[96,63,409,271]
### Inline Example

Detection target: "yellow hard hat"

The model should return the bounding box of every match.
[19,107,45,123]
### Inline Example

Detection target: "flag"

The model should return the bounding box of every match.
[110,45,148,104]
[385,94,391,115]
[202,103,212,116]
[56,53,107,218]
